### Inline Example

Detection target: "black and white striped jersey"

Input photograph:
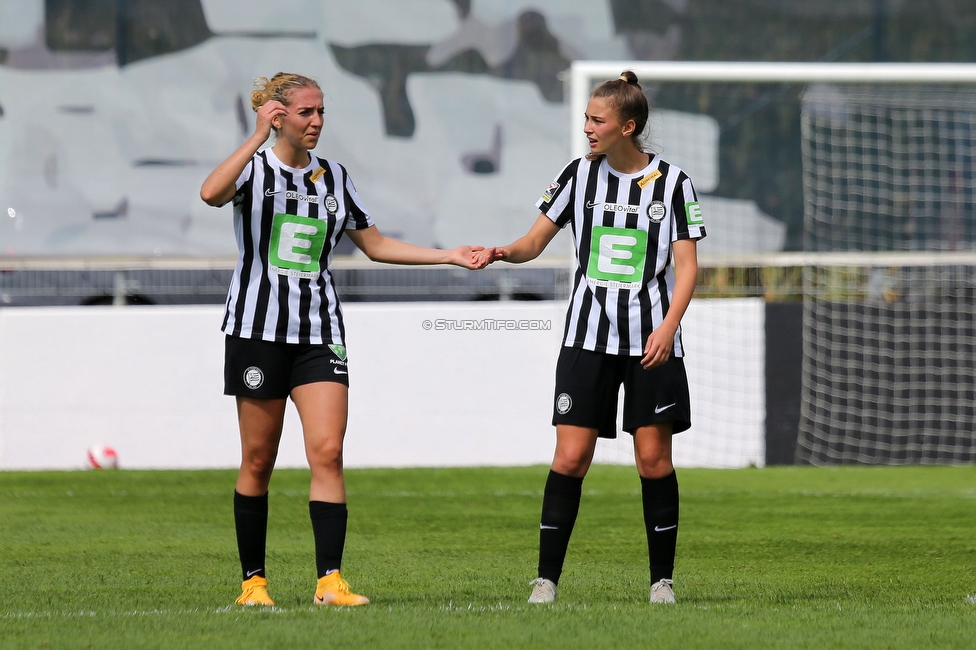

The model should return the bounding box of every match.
[537,154,706,357]
[221,148,373,345]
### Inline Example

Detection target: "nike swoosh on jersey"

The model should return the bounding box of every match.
[654,524,677,532]
[265,188,281,197]
[333,368,348,375]
[654,403,675,414]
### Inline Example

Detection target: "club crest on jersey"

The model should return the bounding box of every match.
[286,190,318,203]
[556,393,573,415]
[648,201,667,223]
[243,366,264,389]
[324,193,339,214]
[542,181,560,202]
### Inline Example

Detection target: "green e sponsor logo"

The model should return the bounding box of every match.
[685,201,704,225]
[269,213,327,278]
[586,226,647,289]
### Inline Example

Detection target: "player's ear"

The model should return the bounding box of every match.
[621,119,636,137]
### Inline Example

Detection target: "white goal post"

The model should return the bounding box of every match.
[569,61,976,466]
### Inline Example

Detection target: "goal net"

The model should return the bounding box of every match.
[803,85,976,252]
[799,81,976,464]
[570,62,976,466]
[799,253,976,465]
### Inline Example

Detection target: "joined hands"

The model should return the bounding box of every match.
[452,246,506,270]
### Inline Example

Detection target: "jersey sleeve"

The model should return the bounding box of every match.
[236,161,253,191]
[228,160,254,207]
[535,159,580,229]
[340,166,374,231]
[671,173,706,242]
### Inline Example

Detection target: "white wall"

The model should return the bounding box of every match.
[0,300,764,471]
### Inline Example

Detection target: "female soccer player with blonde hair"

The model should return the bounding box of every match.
[201,72,490,607]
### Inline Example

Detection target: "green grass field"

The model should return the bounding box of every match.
[1,465,974,649]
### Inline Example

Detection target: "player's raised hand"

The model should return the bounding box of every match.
[254,100,289,140]
[201,99,291,206]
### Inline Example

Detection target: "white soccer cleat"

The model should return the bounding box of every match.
[650,578,675,604]
[527,577,557,604]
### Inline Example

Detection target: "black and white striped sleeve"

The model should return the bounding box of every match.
[339,165,373,231]
[535,159,580,229]
[671,172,706,242]
[228,160,254,207]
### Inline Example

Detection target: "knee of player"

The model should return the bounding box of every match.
[550,453,592,478]
[242,453,278,481]
[306,438,344,469]
[635,454,673,479]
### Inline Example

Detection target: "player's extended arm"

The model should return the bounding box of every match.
[199,101,288,206]
[490,214,561,264]
[345,225,490,269]
[641,238,699,370]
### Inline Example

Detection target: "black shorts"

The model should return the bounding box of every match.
[224,335,349,399]
[552,347,691,438]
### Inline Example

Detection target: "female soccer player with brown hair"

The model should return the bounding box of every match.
[201,72,489,607]
[482,71,706,604]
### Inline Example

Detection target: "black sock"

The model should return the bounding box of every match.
[234,491,268,582]
[309,501,348,578]
[537,470,584,585]
[641,471,679,584]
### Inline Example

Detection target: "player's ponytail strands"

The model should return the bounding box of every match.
[592,70,650,151]
[250,72,321,112]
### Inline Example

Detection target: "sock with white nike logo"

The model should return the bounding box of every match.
[234,490,269,581]
[309,501,347,578]
[537,470,583,585]
[640,471,679,584]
